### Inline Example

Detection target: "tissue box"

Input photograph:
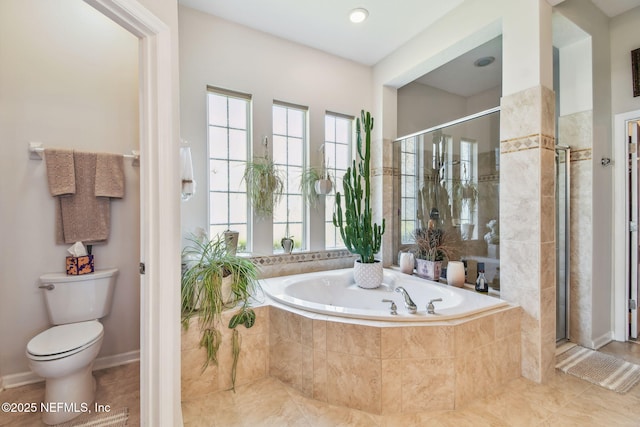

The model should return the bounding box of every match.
[66,255,94,275]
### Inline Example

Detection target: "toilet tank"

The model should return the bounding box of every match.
[39,268,119,325]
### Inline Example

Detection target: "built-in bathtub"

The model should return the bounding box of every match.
[261,268,508,321]
[260,268,522,415]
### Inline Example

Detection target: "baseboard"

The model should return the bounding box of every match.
[93,349,140,371]
[1,350,140,389]
[592,332,614,350]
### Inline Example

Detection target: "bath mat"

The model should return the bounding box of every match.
[53,407,128,427]
[556,345,640,393]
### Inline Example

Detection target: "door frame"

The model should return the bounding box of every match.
[84,0,182,425]
[613,109,640,341]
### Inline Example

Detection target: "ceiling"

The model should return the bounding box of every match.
[179,0,640,97]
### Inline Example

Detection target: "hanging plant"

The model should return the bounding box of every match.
[299,167,322,209]
[242,138,284,217]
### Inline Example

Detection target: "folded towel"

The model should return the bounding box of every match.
[56,151,111,244]
[45,148,76,196]
[95,152,125,198]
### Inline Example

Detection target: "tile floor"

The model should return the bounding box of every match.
[0,362,139,427]
[1,342,638,426]
[183,341,640,427]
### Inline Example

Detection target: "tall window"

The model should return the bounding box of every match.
[207,87,250,252]
[459,139,477,230]
[324,113,353,248]
[400,136,418,244]
[272,103,307,251]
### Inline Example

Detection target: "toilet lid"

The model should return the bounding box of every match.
[27,320,103,357]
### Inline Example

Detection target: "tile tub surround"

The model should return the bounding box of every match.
[268,303,521,415]
[181,300,521,415]
[181,305,270,400]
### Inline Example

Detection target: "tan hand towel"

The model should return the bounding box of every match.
[95,152,125,198]
[56,151,110,244]
[45,148,76,196]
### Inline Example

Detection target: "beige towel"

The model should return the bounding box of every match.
[56,151,111,244]
[95,153,125,198]
[45,148,76,196]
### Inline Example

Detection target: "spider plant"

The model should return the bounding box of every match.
[181,233,259,389]
[242,155,284,217]
[300,166,322,209]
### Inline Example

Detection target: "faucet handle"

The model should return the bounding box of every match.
[427,298,443,314]
[382,299,398,315]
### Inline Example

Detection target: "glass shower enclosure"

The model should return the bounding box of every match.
[393,107,501,285]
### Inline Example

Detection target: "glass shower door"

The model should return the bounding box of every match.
[556,145,570,342]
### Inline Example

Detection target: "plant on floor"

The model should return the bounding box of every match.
[333,110,385,264]
[181,233,259,391]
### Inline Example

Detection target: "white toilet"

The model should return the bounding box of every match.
[26,268,118,425]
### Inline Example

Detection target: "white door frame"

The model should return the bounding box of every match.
[84,1,182,425]
[613,109,640,342]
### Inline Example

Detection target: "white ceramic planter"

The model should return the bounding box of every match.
[353,259,383,289]
[314,179,332,195]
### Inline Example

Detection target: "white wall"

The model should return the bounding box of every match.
[559,38,593,115]
[178,6,373,255]
[610,6,640,116]
[0,0,140,380]
[397,82,501,137]
[397,83,466,136]
[555,0,613,346]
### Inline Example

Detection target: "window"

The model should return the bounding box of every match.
[272,103,307,251]
[324,113,353,248]
[459,139,477,234]
[400,136,418,244]
[207,87,250,252]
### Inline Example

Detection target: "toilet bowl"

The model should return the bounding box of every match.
[27,268,118,425]
[27,321,104,425]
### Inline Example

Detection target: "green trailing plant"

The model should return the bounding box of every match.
[299,167,322,209]
[181,233,259,384]
[243,152,284,217]
[227,305,255,392]
[332,110,385,263]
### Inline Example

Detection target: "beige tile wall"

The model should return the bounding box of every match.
[268,304,521,415]
[499,85,556,383]
[181,305,270,400]
[182,302,520,414]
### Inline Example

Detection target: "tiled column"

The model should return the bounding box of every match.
[500,85,556,383]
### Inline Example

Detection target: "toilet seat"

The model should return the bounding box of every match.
[27,320,103,361]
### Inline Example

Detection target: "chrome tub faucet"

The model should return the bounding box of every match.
[394,287,417,314]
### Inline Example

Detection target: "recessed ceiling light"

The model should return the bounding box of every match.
[349,8,369,24]
[474,56,495,67]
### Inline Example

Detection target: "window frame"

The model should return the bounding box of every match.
[206,86,252,253]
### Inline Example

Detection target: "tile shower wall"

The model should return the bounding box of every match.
[559,110,593,347]
[500,85,556,383]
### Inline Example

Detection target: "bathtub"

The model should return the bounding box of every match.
[261,268,508,321]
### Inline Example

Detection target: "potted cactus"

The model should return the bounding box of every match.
[333,110,386,288]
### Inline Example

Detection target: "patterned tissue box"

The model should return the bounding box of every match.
[66,255,94,275]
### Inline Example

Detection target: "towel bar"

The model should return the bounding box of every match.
[29,142,140,166]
